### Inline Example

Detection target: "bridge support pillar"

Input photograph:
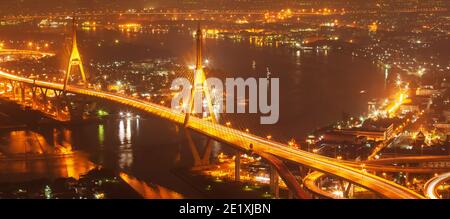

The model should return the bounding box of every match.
[270,165,280,199]
[39,87,48,101]
[235,152,241,182]
[0,81,5,93]
[31,86,37,109]
[54,101,60,120]
[8,80,16,100]
[317,176,323,188]
[19,83,25,104]
[54,90,62,97]
[184,129,212,168]
[298,165,308,179]
[343,182,353,198]
[53,128,59,148]
[405,164,410,185]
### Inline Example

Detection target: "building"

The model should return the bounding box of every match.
[433,123,450,134]
[337,118,396,141]
[416,86,441,97]
[338,129,389,141]
[321,132,366,145]
[400,104,420,114]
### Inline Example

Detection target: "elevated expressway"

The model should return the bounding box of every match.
[340,156,450,173]
[304,156,450,198]
[343,163,450,174]
[364,156,450,165]
[424,172,450,199]
[303,171,345,199]
[0,70,425,199]
[0,49,55,58]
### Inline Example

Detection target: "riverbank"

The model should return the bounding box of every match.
[0,167,142,199]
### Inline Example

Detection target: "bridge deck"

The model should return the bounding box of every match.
[0,70,425,199]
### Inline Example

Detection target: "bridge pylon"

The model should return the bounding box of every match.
[63,16,87,91]
[182,23,217,168]
[184,23,217,126]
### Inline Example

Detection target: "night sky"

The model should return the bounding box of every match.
[0,0,380,14]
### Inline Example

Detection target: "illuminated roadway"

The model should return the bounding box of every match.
[424,172,450,199]
[337,156,450,173]
[343,163,450,173]
[303,157,450,198]
[364,156,450,165]
[303,171,344,199]
[0,49,55,57]
[0,70,425,199]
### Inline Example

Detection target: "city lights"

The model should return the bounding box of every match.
[0,0,448,205]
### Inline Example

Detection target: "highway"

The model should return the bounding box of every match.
[343,163,450,173]
[365,156,450,165]
[424,172,450,199]
[336,155,450,173]
[303,171,344,199]
[0,70,425,199]
[0,49,55,57]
